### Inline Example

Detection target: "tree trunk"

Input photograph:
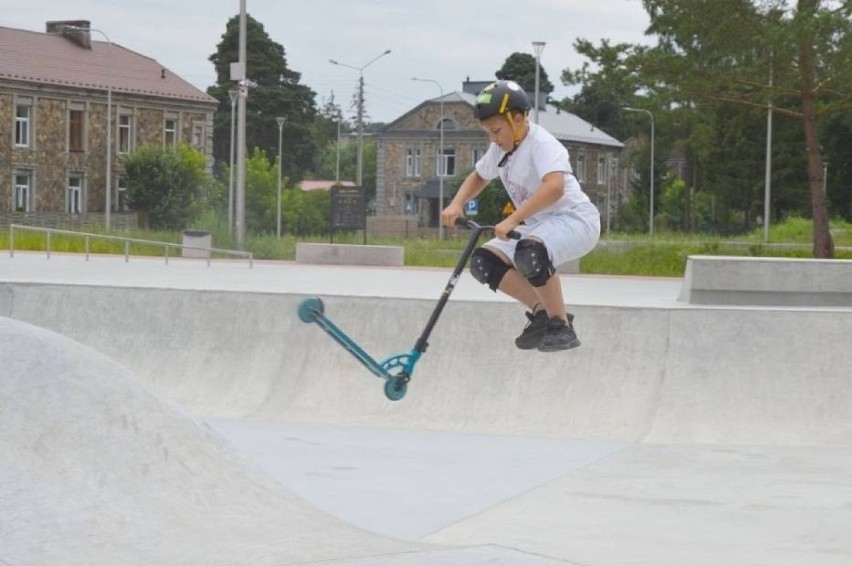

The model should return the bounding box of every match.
[798,0,834,258]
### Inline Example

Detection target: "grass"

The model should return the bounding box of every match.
[3,217,851,277]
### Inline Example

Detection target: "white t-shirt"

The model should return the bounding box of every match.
[475,122,597,225]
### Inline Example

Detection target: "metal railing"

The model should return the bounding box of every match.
[8,224,253,268]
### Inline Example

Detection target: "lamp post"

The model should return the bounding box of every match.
[411,77,445,239]
[64,25,112,228]
[228,88,238,238]
[624,107,655,236]
[335,110,342,183]
[763,49,774,243]
[329,49,391,188]
[276,116,285,239]
[532,41,546,124]
[235,0,248,249]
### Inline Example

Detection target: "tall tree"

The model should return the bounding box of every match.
[642,0,852,257]
[496,52,555,94]
[207,15,318,182]
[560,39,649,139]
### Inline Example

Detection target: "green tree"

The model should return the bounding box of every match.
[641,0,852,256]
[123,144,208,230]
[821,108,852,220]
[243,146,280,234]
[496,52,555,95]
[207,15,318,182]
[560,39,648,139]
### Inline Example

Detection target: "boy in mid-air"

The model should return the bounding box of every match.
[441,80,600,352]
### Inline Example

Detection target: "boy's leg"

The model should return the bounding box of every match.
[487,245,576,351]
[495,268,566,320]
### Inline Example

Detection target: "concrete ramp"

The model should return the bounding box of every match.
[5,282,852,445]
[0,316,419,565]
[3,254,852,565]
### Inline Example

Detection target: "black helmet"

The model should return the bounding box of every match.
[473,80,531,120]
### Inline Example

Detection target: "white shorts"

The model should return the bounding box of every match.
[484,207,600,268]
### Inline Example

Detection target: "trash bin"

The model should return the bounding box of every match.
[181,230,212,258]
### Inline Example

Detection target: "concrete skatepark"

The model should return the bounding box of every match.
[2,251,852,565]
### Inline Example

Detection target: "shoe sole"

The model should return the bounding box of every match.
[537,337,581,352]
[515,331,547,350]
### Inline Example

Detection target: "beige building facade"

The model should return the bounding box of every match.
[375,81,627,233]
[0,21,217,228]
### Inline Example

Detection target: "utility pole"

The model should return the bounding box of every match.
[532,41,546,124]
[329,50,391,188]
[276,117,285,239]
[228,88,238,238]
[235,0,247,249]
[624,106,655,236]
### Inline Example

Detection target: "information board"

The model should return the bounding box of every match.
[330,186,366,231]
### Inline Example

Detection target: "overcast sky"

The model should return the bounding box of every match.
[5,0,655,123]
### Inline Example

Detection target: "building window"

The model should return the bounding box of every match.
[576,151,586,183]
[69,107,85,152]
[164,118,177,146]
[14,172,33,212]
[192,122,205,149]
[67,175,83,214]
[405,148,421,177]
[118,114,133,154]
[597,155,607,184]
[117,175,129,211]
[438,148,456,177]
[15,104,32,148]
[404,192,417,215]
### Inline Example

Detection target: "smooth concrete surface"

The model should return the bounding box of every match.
[2,251,852,565]
[680,254,852,306]
[296,242,404,266]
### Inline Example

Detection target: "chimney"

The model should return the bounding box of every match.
[46,20,92,49]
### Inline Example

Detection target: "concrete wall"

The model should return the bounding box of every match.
[4,282,851,446]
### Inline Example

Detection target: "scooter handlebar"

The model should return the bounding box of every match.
[454,216,521,240]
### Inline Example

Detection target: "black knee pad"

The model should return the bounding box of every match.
[514,239,555,287]
[470,247,510,292]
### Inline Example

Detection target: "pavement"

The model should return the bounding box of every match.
[2,251,852,565]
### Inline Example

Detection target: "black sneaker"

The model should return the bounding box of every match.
[537,316,581,352]
[515,309,548,350]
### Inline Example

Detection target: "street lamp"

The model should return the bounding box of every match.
[623,106,655,236]
[335,109,342,183]
[235,0,248,249]
[532,41,546,124]
[411,77,445,239]
[64,25,112,229]
[276,116,285,239]
[329,49,391,187]
[228,89,238,238]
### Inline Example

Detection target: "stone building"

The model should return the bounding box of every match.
[0,21,217,228]
[374,80,626,233]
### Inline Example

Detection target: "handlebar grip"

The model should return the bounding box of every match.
[507,230,522,240]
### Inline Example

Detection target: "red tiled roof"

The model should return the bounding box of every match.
[0,26,217,105]
[299,180,357,191]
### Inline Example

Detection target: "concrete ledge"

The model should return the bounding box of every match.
[557,259,581,275]
[679,255,852,306]
[295,243,404,267]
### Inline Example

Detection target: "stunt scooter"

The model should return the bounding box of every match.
[298,218,520,401]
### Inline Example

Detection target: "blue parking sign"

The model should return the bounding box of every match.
[466,198,479,216]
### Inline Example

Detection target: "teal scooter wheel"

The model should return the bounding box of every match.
[384,375,409,401]
[298,297,324,323]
